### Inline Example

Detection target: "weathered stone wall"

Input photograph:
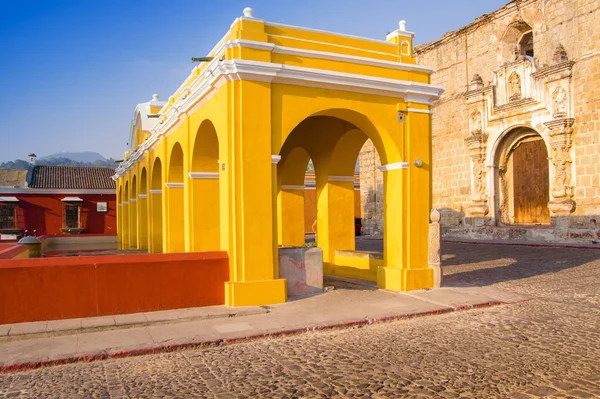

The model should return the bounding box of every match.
[358,140,383,236]
[360,0,600,242]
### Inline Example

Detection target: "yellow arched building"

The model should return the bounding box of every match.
[114,8,444,307]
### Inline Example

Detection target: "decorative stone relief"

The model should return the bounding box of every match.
[470,109,482,135]
[508,72,522,100]
[552,44,568,64]
[544,118,576,215]
[552,87,567,118]
[428,208,442,288]
[470,74,484,91]
[464,133,489,217]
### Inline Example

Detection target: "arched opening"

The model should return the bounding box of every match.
[278,112,387,282]
[494,127,550,225]
[138,167,149,250]
[519,31,534,58]
[166,143,185,253]
[123,181,130,249]
[358,139,384,237]
[150,158,163,253]
[190,120,220,252]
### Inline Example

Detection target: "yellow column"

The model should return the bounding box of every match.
[316,175,356,275]
[165,183,185,253]
[277,187,305,246]
[377,106,434,291]
[189,173,220,251]
[224,80,286,307]
[122,200,130,250]
[137,194,148,250]
[129,197,138,249]
[117,202,123,250]
[149,190,163,253]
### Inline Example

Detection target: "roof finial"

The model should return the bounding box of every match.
[152,94,159,101]
[399,20,407,31]
[243,7,254,18]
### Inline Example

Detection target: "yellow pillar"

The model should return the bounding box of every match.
[117,203,123,250]
[316,176,356,275]
[277,187,306,246]
[378,106,434,291]
[149,190,163,253]
[189,174,220,252]
[137,194,148,250]
[129,197,138,249]
[224,80,286,307]
[122,200,130,250]
[165,183,185,253]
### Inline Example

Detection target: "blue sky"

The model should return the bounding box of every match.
[0,0,508,163]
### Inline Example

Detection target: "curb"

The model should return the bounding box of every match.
[358,236,600,250]
[0,299,515,374]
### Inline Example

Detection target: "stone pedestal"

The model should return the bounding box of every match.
[278,247,323,297]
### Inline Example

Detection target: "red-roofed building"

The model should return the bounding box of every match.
[0,156,116,239]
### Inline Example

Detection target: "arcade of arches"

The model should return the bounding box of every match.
[114,10,444,306]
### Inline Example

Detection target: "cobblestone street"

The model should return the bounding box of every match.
[1,242,599,398]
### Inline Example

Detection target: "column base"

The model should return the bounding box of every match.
[377,266,434,292]
[225,279,287,307]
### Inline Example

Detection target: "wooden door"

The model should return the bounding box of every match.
[512,138,550,224]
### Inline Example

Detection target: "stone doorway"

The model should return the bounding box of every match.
[496,128,550,225]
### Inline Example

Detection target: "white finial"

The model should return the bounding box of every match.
[430,208,441,223]
[399,20,407,31]
[152,94,159,101]
[243,7,254,18]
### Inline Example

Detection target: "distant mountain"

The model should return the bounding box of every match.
[0,157,118,169]
[39,152,107,163]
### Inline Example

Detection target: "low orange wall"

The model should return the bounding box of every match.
[0,252,229,324]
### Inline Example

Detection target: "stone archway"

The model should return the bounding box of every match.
[494,127,550,225]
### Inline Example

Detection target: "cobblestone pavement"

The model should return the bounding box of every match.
[1,242,599,398]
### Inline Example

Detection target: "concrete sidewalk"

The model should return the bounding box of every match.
[0,277,533,373]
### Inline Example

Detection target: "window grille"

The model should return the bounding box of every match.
[64,204,81,229]
[0,204,16,230]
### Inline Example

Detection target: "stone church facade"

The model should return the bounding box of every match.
[359,0,600,242]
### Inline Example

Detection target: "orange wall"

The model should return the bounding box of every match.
[0,251,229,324]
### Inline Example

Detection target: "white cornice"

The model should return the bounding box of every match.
[189,172,220,179]
[271,155,282,164]
[138,194,148,199]
[149,189,162,195]
[379,162,409,172]
[123,201,129,205]
[165,182,184,188]
[0,188,115,195]
[114,42,443,179]
[408,108,433,114]
[130,198,137,202]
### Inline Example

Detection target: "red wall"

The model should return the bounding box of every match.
[10,194,116,236]
[0,251,229,324]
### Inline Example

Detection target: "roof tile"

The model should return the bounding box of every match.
[28,166,116,189]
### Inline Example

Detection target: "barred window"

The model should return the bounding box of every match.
[63,204,81,229]
[0,204,16,229]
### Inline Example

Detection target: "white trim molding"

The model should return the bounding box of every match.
[138,194,148,199]
[130,198,137,202]
[165,182,184,188]
[379,162,409,172]
[117,203,122,207]
[271,155,282,164]
[407,107,433,115]
[328,176,355,182]
[0,196,19,202]
[123,201,129,205]
[189,172,220,179]
[61,196,83,202]
[149,189,162,195]
[281,185,305,191]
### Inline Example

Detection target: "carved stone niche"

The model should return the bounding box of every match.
[544,118,576,216]
[464,132,489,217]
[495,56,536,106]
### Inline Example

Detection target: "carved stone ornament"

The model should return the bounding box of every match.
[544,118,576,215]
[470,109,482,135]
[470,74,484,91]
[552,87,568,118]
[464,133,489,217]
[508,72,522,100]
[552,44,569,64]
